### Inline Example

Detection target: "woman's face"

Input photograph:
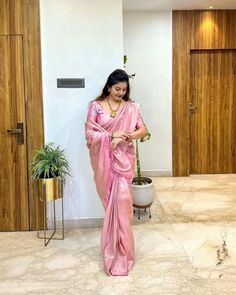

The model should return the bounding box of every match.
[109,82,127,101]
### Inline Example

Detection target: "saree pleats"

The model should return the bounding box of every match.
[102,174,134,275]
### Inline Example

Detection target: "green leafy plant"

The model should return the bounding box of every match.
[133,133,151,185]
[123,54,128,66]
[123,54,135,78]
[31,143,70,181]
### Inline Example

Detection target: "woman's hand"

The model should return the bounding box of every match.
[111,137,123,149]
[111,131,131,149]
[112,131,130,139]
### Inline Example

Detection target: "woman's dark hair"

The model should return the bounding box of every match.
[96,69,130,101]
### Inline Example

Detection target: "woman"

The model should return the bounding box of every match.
[85,69,148,276]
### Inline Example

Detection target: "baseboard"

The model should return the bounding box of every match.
[141,170,172,177]
[47,218,104,229]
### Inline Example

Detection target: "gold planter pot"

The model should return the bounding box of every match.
[38,177,62,202]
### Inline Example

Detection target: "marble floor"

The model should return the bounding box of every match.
[1,174,236,295]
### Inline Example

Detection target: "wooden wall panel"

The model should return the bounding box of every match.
[172,49,190,176]
[172,11,195,49]
[193,10,236,49]
[172,10,236,176]
[172,11,193,176]
[22,0,44,229]
[0,0,23,34]
[0,0,44,228]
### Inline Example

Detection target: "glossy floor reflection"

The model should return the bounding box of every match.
[1,174,236,294]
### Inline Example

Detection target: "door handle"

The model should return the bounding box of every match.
[7,122,24,144]
[7,128,21,134]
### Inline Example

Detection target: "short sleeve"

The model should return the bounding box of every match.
[85,101,110,147]
[86,101,98,123]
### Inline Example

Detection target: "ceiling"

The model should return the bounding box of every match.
[123,0,236,11]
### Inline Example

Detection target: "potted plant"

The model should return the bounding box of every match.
[132,133,154,218]
[123,56,154,217]
[31,142,70,202]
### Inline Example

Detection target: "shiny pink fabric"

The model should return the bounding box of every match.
[85,100,144,276]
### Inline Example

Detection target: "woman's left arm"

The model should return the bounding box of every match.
[129,125,148,140]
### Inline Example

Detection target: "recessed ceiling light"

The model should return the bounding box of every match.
[209,6,213,9]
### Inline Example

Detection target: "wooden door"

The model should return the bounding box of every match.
[0,35,29,230]
[190,49,236,174]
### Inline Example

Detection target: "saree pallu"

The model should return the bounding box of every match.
[85,100,144,276]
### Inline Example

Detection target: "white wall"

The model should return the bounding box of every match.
[40,0,124,219]
[123,11,172,175]
[40,3,172,221]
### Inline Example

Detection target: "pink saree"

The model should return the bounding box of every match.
[85,100,145,276]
